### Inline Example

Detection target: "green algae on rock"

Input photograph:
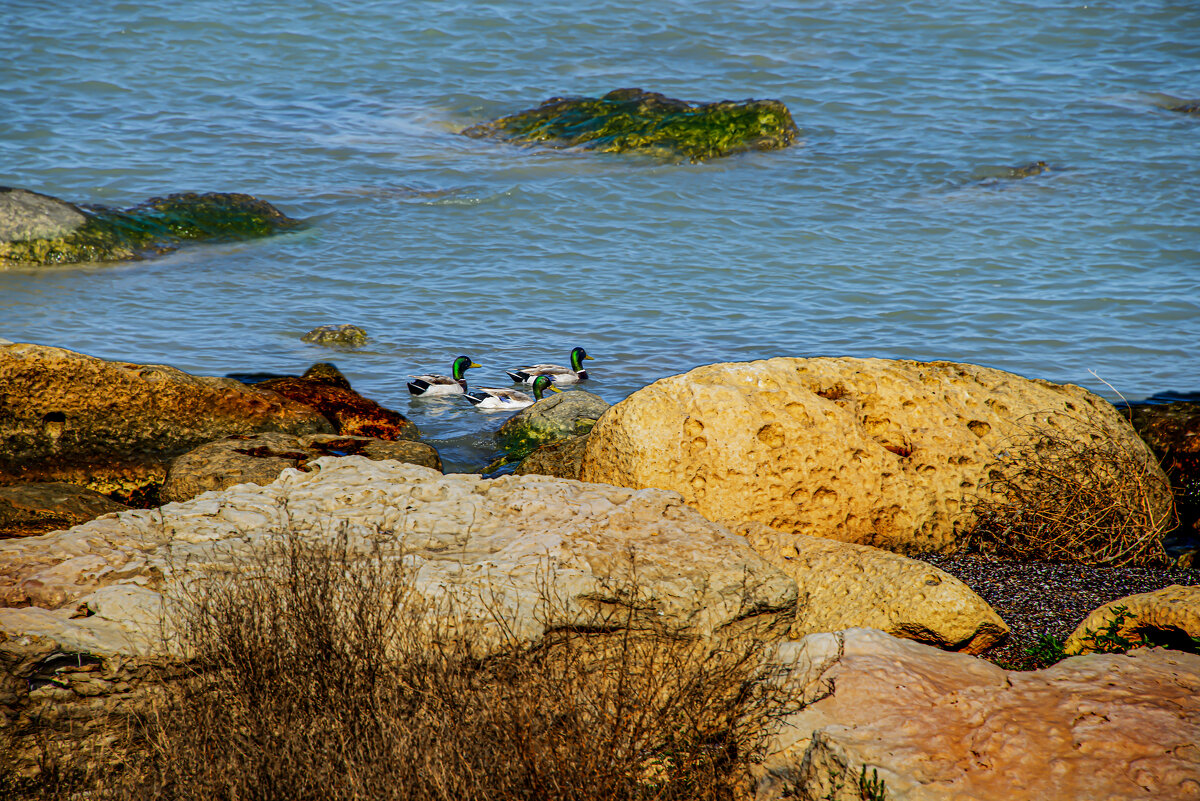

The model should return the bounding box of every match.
[0,188,303,267]
[462,88,799,162]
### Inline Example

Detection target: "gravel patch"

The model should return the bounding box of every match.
[915,553,1200,669]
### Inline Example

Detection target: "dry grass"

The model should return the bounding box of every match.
[19,529,806,801]
[966,414,1175,566]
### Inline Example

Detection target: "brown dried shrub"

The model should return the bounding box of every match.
[966,414,1175,566]
[37,530,808,801]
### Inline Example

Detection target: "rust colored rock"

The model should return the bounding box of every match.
[0,482,129,539]
[256,364,417,441]
[580,357,1169,554]
[160,432,442,503]
[0,343,333,494]
[756,628,1200,801]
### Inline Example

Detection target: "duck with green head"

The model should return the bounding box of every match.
[466,374,561,410]
[407,355,481,396]
[506,346,594,384]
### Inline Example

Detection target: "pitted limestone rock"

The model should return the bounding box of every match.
[580,357,1169,554]
[731,521,1007,654]
[1064,584,1200,656]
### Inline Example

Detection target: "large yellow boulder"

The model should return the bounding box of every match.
[580,357,1166,553]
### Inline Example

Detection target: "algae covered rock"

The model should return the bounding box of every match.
[462,88,799,162]
[496,390,610,463]
[301,324,368,347]
[0,188,302,267]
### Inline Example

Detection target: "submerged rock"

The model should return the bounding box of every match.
[0,188,302,267]
[462,88,799,162]
[1166,99,1200,115]
[300,324,368,347]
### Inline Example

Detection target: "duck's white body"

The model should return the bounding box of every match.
[505,364,587,385]
[506,346,594,385]
[466,375,560,411]
[464,386,538,410]
[407,374,468,395]
[407,356,481,397]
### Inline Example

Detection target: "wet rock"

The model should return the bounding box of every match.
[462,88,800,162]
[496,390,609,464]
[300,324,368,347]
[0,482,129,539]
[160,431,442,503]
[0,187,88,244]
[732,521,1008,654]
[0,342,333,501]
[1064,584,1200,656]
[256,363,418,441]
[755,628,1200,801]
[514,433,590,480]
[1007,160,1049,178]
[579,357,1170,554]
[0,189,301,267]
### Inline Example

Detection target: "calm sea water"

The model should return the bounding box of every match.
[2,1,1198,471]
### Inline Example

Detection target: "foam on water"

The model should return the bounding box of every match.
[2,0,1198,470]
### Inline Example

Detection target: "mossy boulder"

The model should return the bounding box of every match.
[494,391,610,466]
[0,188,302,267]
[462,88,799,162]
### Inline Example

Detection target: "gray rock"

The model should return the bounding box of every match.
[0,187,87,243]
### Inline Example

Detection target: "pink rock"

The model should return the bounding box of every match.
[757,628,1200,800]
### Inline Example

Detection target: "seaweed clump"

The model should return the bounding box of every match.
[0,189,303,267]
[462,88,799,162]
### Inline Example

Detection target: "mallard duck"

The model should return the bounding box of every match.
[465,374,561,410]
[407,355,481,396]
[505,346,594,384]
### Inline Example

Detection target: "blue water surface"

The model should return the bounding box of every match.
[2,0,1198,470]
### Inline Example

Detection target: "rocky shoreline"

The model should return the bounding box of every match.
[2,341,1198,799]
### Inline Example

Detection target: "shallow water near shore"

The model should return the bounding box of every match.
[2,1,1198,471]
